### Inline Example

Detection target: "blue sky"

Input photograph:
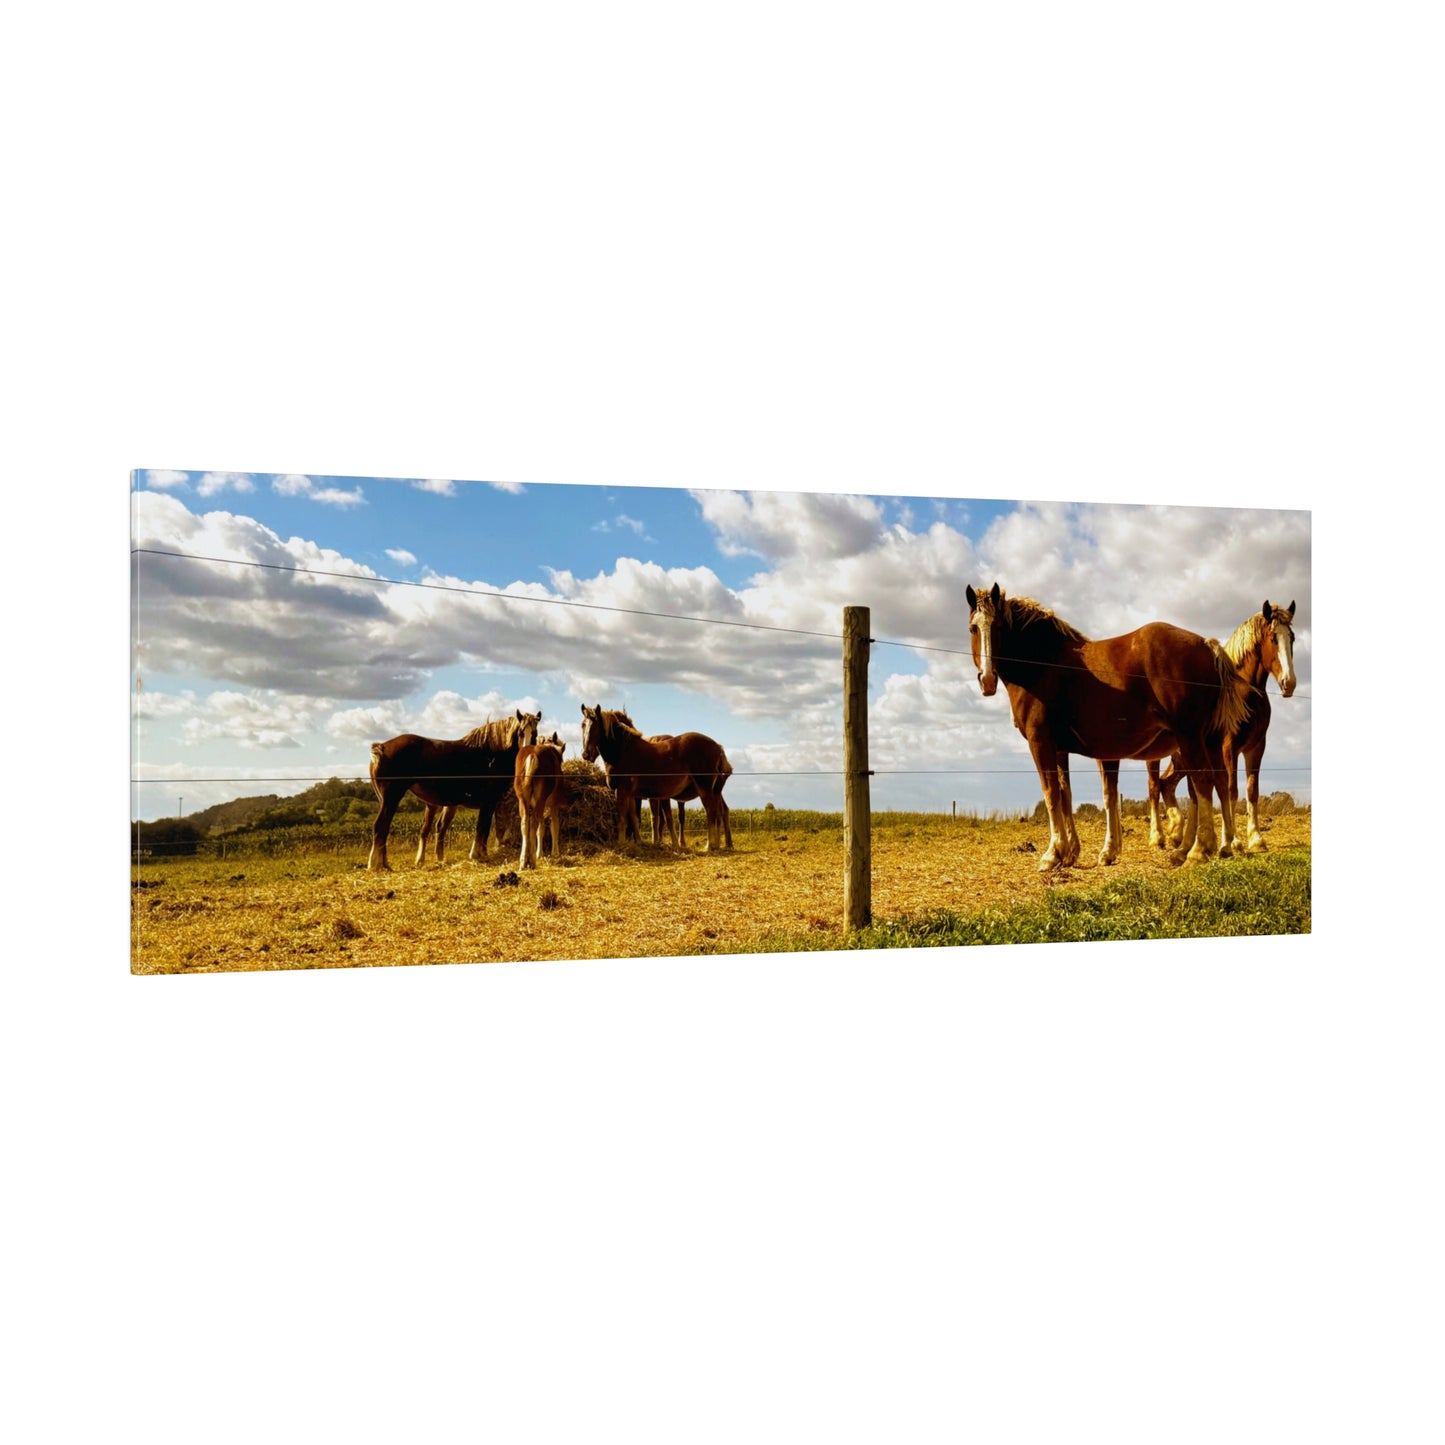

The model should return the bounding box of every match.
[131,470,1312,822]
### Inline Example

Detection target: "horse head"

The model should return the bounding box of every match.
[1261,600,1297,697]
[546,731,567,756]
[965,582,1004,696]
[513,708,542,748]
[580,704,603,762]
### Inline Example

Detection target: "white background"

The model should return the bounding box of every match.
[6,5,1442,1442]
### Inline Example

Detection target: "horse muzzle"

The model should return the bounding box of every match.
[978,671,998,697]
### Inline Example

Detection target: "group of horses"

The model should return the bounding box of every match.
[965,582,1298,871]
[365,706,734,872]
[364,582,1298,880]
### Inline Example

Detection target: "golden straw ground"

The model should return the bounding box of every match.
[131,810,1311,974]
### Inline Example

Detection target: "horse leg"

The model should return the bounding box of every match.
[415,805,435,867]
[1157,759,1185,849]
[617,788,637,848]
[1242,742,1266,851]
[368,788,404,872]
[720,799,733,851]
[1147,761,1166,850]
[1215,742,1239,859]
[1097,760,1122,866]
[1027,738,1072,871]
[526,808,539,868]
[1057,755,1080,866]
[547,801,562,861]
[1177,749,1221,865]
[435,805,456,864]
[470,803,493,863]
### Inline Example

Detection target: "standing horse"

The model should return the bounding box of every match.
[617,731,735,852]
[1147,599,1297,854]
[580,705,733,852]
[430,730,565,858]
[514,737,567,869]
[965,583,1251,869]
[367,709,542,871]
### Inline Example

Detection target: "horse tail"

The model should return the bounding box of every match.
[369,742,386,800]
[1207,639,1252,739]
[522,750,539,789]
[715,747,733,793]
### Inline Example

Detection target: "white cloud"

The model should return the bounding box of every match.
[311,486,366,508]
[488,479,525,494]
[692,489,885,562]
[271,474,313,496]
[385,548,418,567]
[325,690,540,744]
[196,471,256,497]
[174,690,336,750]
[412,479,457,496]
[143,469,189,489]
[132,488,1311,815]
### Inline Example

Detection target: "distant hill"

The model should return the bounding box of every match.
[177,778,387,835]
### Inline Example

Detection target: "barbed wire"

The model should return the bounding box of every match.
[132,547,1312,699]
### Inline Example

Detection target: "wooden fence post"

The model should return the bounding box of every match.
[844,605,871,930]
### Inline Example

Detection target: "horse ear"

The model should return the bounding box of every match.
[966,584,977,608]
[1262,600,1273,622]
[1288,600,1296,619]
[990,582,1002,607]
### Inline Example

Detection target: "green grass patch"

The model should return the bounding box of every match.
[742,848,1311,952]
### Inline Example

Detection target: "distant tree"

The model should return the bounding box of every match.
[132,819,202,856]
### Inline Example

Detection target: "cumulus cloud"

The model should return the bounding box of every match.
[593,514,651,539]
[326,689,541,744]
[385,548,418,567]
[412,479,457,496]
[311,486,366,507]
[131,487,1311,814]
[142,469,189,490]
[169,690,337,750]
[269,474,366,507]
[692,489,886,562]
[196,472,256,497]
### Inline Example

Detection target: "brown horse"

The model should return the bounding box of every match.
[611,730,735,852]
[367,709,542,870]
[965,583,1250,869]
[430,730,565,858]
[580,705,733,852]
[514,738,567,869]
[1148,599,1298,854]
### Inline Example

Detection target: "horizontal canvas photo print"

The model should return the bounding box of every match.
[130,471,1311,972]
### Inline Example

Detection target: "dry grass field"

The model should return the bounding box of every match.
[130,807,1312,974]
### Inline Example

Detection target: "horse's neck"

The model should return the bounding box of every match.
[600,721,642,766]
[998,624,1071,683]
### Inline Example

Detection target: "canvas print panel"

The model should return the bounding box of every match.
[131,472,1311,971]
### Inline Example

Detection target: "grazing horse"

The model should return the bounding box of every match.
[367,709,542,871]
[581,705,733,852]
[965,583,1251,869]
[1148,599,1298,854]
[514,738,567,869]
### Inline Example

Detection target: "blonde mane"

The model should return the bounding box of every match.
[461,716,522,750]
